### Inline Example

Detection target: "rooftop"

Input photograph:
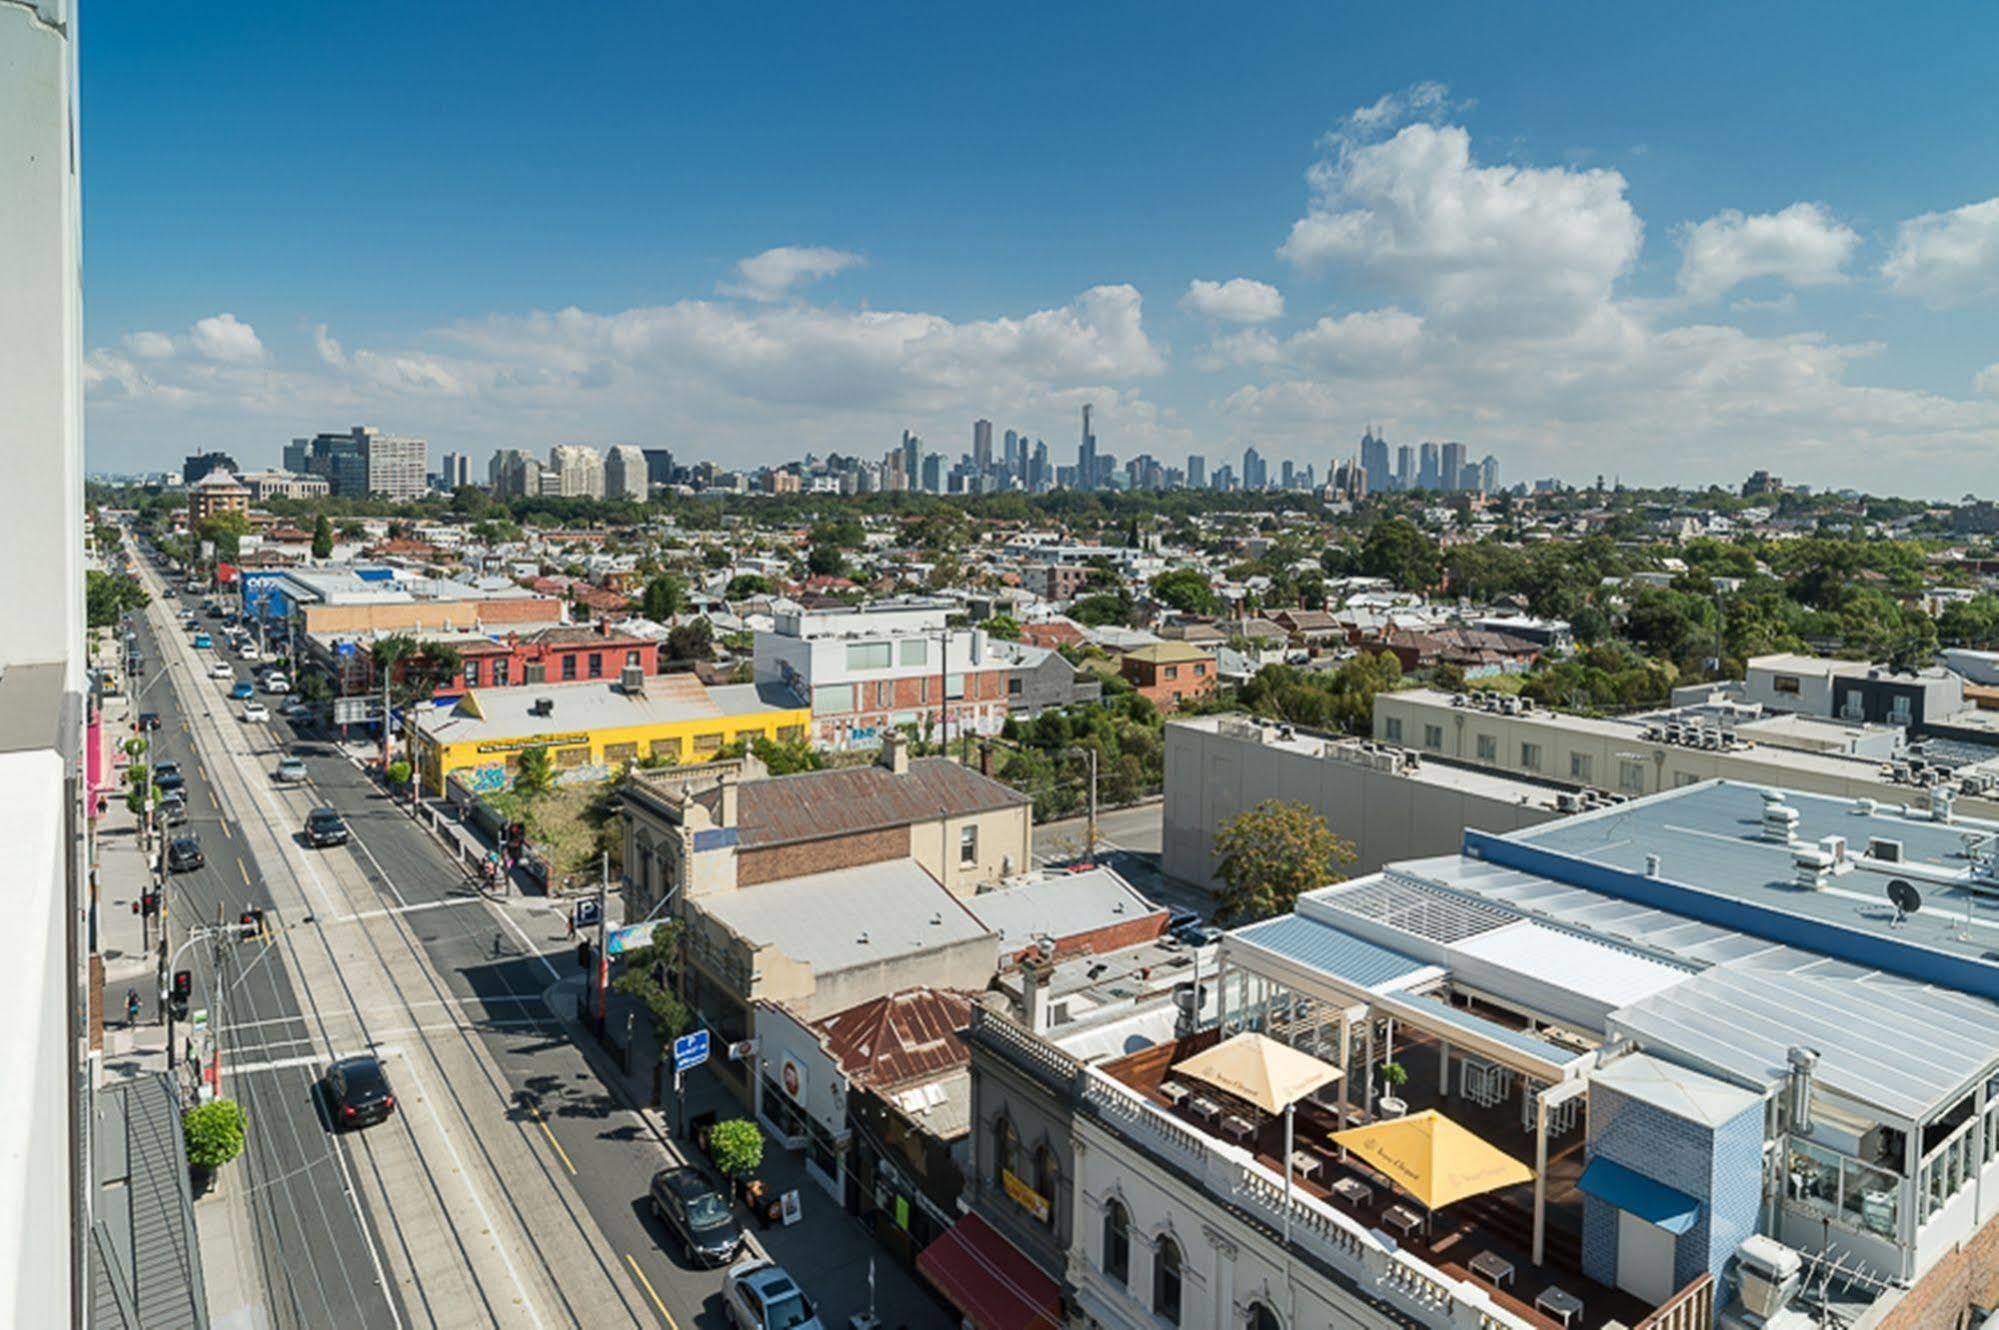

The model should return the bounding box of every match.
[414,675,799,743]
[1123,641,1215,665]
[670,756,1028,849]
[697,857,994,975]
[964,866,1164,950]
[814,986,973,1092]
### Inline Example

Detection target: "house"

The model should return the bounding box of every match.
[1117,642,1216,712]
[989,640,1102,718]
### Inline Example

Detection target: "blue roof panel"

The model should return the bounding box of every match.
[1231,914,1429,991]
[1576,1156,1702,1235]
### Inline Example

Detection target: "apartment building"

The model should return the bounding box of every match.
[1119,641,1216,712]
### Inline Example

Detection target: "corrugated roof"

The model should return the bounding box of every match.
[1227,914,1436,992]
[696,857,996,974]
[707,758,1029,849]
[91,1074,207,1330]
[815,987,973,1091]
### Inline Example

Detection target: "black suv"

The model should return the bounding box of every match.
[154,760,184,792]
[137,712,161,731]
[167,836,204,873]
[649,1166,744,1266]
[305,807,350,847]
[324,1055,396,1130]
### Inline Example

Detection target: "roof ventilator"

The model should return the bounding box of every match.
[1762,792,1800,845]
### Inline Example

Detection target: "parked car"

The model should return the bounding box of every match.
[154,760,184,792]
[229,681,255,700]
[1173,922,1224,948]
[209,662,233,680]
[158,790,188,827]
[275,755,308,783]
[1166,907,1202,933]
[238,642,264,661]
[305,807,350,848]
[649,1167,745,1267]
[166,835,204,873]
[137,711,161,731]
[191,632,212,648]
[323,1054,396,1130]
[241,701,270,723]
[263,672,292,694]
[722,1259,821,1330]
[281,701,313,722]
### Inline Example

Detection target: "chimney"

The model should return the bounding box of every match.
[880,731,910,776]
[1019,943,1057,1033]
[978,739,993,778]
[716,772,739,828]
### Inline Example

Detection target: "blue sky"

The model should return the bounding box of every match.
[81,3,1999,496]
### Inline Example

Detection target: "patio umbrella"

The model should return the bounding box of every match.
[1331,1109,1532,1226]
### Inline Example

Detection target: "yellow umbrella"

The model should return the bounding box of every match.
[1332,1109,1532,1211]
[1172,1032,1341,1114]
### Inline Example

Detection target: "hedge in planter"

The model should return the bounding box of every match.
[184,1098,248,1171]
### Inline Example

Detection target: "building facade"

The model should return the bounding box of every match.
[293,426,427,500]
[603,444,648,500]
[1118,642,1216,712]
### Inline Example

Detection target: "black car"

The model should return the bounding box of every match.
[324,1054,396,1130]
[137,711,161,731]
[166,835,204,872]
[649,1166,744,1266]
[305,807,350,847]
[154,760,185,792]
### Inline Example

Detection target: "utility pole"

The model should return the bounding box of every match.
[1067,744,1099,863]
[596,850,610,1027]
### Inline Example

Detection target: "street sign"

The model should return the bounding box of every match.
[573,899,603,930]
[332,696,381,725]
[727,1038,758,1062]
[191,1008,208,1031]
[605,923,654,957]
[672,1029,710,1072]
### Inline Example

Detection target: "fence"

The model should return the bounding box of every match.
[1633,1273,1714,1330]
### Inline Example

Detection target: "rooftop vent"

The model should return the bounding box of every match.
[619,665,645,693]
[1762,794,1800,845]
[530,697,554,717]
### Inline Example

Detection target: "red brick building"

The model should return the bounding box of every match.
[1117,641,1216,712]
[449,624,661,694]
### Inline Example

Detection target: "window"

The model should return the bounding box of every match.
[1475,734,1497,762]
[464,659,481,688]
[992,1115,1018,1186]
[650,737,683,762]
[556,745,589,768]
[693,732,723,755]
[946,673,966,699]
[960,825,978,865]
[1152,1236,1182,1324]
[561,654,577,680]
[1247,1303,1280,1330]
[1569,752,1593,782]
[492,659,510,686]
[812,683,854,714]
[1193,664,1206,677]
[1520,741,1542,771]
[1422,724,1443,751]
[1673,770,1699,788]
[900,639,928,667]
[1620,759,1646,794]
[1773,674,1802,695]
[1008,677,1023,696]
[1034,1145,1059,1229]
[626,649,641,668]
[1165,665,1179,681]
[1890,695,1913,726]
[1384,717,1403,743]
[1102,1201,1130,1284]
[587,652,603,678]
[846,641,892,670]
[524,662,546,684]
[602,743,638,767]
[776,725,804,744]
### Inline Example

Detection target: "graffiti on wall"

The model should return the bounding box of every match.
[464,763,508,794]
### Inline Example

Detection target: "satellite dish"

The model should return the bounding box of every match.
[1887,879,1922,926]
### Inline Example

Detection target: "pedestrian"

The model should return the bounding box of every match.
[125,988,141,1028]
[566,909,577,941]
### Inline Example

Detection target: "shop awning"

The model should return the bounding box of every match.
[918,1211,1062,1330]
[1576,1156,1701,1236]
[1332,1109,1533,1211]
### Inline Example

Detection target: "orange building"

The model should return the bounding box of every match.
[1118,641,1216,712]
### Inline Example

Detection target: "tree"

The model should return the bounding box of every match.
[514,744,554,798]
[194,510,252,562]
[665,618,714,662]
[641,574,686,621]
[85,569,149,628]
[1360,518,1441,592]
[183,1099,247,1171]
[1150,568,1220,616]
[311,514,334,559]
[708,1118,765,1180]
[725,573,772,599]
[983,614,1023,641]
[612,921,691,1105]
[805,544,847,578]
[372,635,464,707]
[1070,590,1136,628]
[1212,800,1356,923]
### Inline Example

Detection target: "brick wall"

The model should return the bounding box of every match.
[303,596,565,635]
[738,824,911,886]
[1878,1213,1999,1330]
[1001,911,1170,965]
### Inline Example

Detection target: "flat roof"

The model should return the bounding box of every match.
[1227,913,1440,993]
[697,858,994,975]
[965,867,1163,948]
[414,676,799,743]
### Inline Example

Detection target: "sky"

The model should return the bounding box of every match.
[78,3,1999,498]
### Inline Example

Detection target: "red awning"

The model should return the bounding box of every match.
[917,1211,1062,1330]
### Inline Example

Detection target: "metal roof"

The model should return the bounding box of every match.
[1313,873,1519,944]
[965,868,1163,948]
[91,1074,207,1330]
[1449,920,1695,1010]
[814,987,973,1092]
[691,757,1030,850]
[696,857,996,975]
[1227,914,1436,993]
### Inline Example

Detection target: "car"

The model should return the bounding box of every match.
[208,662,233,680]
[281,701,313,722]
[229,681,255,700]
[274,754,308,782]
[323,1054,397,1130]
[305,807,350,847]
[1173,922,1224,948]
[158,791,188,827]
[154,760,184,792]
[166,835,204,873]
[1165,907,1202,934]
[191,632,212,648]
[137,711,161,731]
[722,1258,821,1330]
[238,642,262,661]
[241,701,270,723]
[263,673,292,694]
[649,1166,745,1267]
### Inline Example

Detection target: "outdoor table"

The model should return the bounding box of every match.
[1535,1286,1584,1327]
[1221,1114,1256,1143]
[1383,1204,1424,1238]
[1330,1177,1374,1208]
[1186,1095,1221,1123]
[1159,1080,1191,1106]
[1288,1151,1321,1180]
[1469,1250,1515,1290]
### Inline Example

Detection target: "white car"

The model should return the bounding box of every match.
[274,755,308,783]
[241,701,270,723]
[263,673,291,694]
[238,641,263,661]
[208,662,233,680]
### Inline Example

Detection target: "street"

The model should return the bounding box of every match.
[1031,800,1217,919]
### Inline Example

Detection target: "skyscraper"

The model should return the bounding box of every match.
[1417,441,1441,491]
[1186,454,1206,488]
[182,450,239,485]
[1440,441,1467,492]
[973,419,993,474]
[1396,444,1414,491]
[548,443,606,498]
[1242,445,1267,491]
[643,448,677,488]
[296,426,427,500]
[1359,426,1391,493]
[604,445,649,500]
[1479,454,1500,495]
[440,451,471,489]
[921,452,944,493]
[1280,458,1296,490]
[1028,439,1049,492]
[1077,404,1098,489]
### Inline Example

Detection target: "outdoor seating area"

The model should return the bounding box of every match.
[1109,1032,1648,1330]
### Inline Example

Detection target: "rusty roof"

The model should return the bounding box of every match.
[700,757,1029,849]
[814,987,973,1091]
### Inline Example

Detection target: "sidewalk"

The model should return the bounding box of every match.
[546,972,954,1329]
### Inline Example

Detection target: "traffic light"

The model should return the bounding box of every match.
[169,970,192,1020]
[238,909,265,941]
[141,890,159,917]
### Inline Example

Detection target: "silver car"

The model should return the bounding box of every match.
[275,755,308,783]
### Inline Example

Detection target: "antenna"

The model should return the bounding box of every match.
[1886,879,1922,927]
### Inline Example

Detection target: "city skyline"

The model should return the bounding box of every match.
[79,4,1999,498]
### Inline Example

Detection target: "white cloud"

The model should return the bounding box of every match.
[1675,203,1859,303]
[188,313,266,364]
[1278,119,1642,336]
[1882,197,1999,309]
[720,245,866,302]
[122,330,176,359]
[1977,363,1999,399]
[1181,278,1285,324]
[1201,307,1424,374]
[312,323,347,367]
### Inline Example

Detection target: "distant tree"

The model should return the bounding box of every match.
[372,635,463,706]
[725,573,772,599]
[806,544,847,578]
[194,510,252,562]
[513,744,554,798]
[665,618,714,662]
[1359,518,1441,592]
[311,514,334,559]
[983,614,1023,641]
[1150,568,1220,616]
[1212,800,1357,923]
[1070,590,1136,628]
[641,574,686,621]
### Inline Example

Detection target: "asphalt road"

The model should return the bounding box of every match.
[1032,800,1220,918]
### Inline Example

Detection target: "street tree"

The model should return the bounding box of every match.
[641,574,686,620]
[1212,800,1356,923]
[611,921,691,1106]
[311,514,334,559]
[1150,568,1220,616]
[514,744,554,798]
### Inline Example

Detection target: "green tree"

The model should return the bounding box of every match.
[85,569,149,628]
[1212,800,1357,923]
[665,618,714,662]
[1070,590,1136,628]
[805,544,847,578]
[1359,518,1441,592]
[1150,568,1220,616]
[611,921,692,1105]
[514,744,554,797]
[983,614,1023,641]
[311,513,334,559]
[183,1099,248,1170]
[372,635,464,706]
[641,574,686,620]
[725,573,773,599]
[707,1118,765,1180]
[194,510,252,562]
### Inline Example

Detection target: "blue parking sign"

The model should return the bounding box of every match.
[672,1029,710,1072]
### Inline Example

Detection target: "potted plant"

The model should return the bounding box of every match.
[183,1098,247,1196]
[708,1118,775,1222]
[1377,1061,1409,1118]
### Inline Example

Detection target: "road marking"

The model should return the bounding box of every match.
[623,1252,676,1330]
[208,790,218,810]
[526,1102,576,1175]
[224,1052,324,1076]
[239,859,251,887]
[220,818,233,840]
[329,897,484,925]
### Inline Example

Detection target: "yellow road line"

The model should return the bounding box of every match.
[623,1252,675,1329]
[239,860,251,887]
[527,1102,576,1175]
[220,819,233,840]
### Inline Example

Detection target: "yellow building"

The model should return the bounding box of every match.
[408,673,809,796]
